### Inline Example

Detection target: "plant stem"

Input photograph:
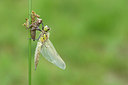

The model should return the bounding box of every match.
[28,0,32,85]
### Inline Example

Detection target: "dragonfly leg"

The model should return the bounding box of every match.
[36,27,42,32]
[34,39,39,41]
[36,34,41,41]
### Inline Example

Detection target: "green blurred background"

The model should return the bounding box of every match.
[0,0,128,85]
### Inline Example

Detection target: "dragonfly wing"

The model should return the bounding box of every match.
[40,39,66,70]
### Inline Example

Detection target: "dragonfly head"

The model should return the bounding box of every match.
[44,25,50,32]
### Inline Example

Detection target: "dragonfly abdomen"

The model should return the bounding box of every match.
[34,42,42,70]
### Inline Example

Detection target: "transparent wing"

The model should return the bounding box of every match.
[40,39,66,70]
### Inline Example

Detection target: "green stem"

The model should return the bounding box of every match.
[28,0,32,85]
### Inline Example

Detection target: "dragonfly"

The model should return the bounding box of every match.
[34,25,66,70]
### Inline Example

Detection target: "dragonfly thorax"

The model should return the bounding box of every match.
[39,32,49,43]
